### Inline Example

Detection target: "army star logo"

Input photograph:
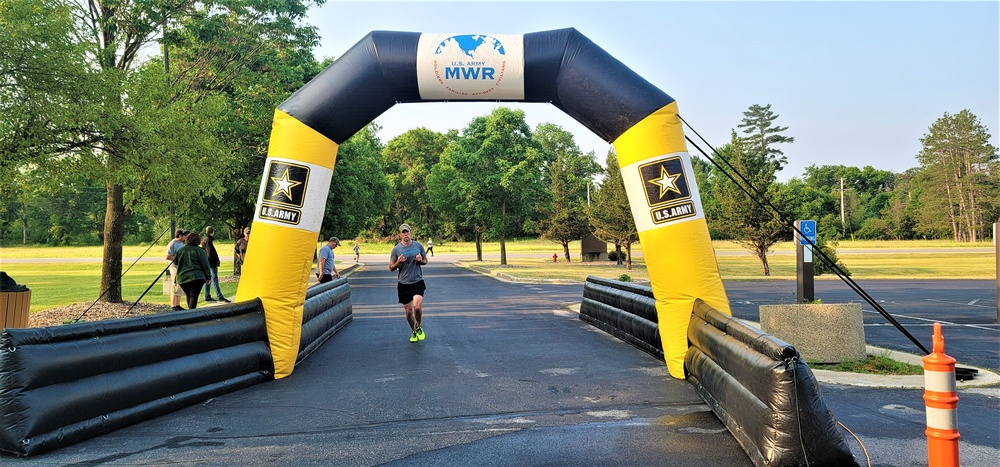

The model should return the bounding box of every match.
[638,156,691,207]
[650,166,682,198]
[270,168,302,200]
[263,161,309,208]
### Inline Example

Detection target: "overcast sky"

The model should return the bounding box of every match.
[304,1,999,181]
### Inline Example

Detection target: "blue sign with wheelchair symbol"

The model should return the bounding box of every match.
[798,220,817,245]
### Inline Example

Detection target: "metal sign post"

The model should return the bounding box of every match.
[796,220,816,303]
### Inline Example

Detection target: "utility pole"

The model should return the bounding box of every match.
[164,25,176,237]
[839,177,845,235]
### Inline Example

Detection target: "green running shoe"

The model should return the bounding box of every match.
[409,331,418,343]
[416,327,426,341]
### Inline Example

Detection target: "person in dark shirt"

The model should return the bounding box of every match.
[235,227,250,275]
[173,232,212,310]
[200,226,229,302]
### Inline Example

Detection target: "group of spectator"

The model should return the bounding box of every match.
[167,223,434,346]
[166,226,249,311]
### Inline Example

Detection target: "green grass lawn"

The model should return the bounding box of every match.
[2,262,239,313]
[1,238,995,313]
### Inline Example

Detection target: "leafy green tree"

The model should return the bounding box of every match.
[811,232,850,277]
[587,150,638,269]
[710,132,786,275]
[427,144,481,249]
[738,103,794,172]
[800,164,896,237]
[915,109,998,242]
[690,155,719,233]
[533,123,600,262]
[322,124,392,238]
[163,0,325,236]
[0,0,96,178]
[427,108,545,264]
[382,128,451,236]
[1,0,323,302]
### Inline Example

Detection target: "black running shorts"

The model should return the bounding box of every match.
[397,280,426,304]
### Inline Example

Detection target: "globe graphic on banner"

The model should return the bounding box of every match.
[432,34,508,97]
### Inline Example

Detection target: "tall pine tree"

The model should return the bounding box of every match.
[738,103,794,172]
[587,151,638,270]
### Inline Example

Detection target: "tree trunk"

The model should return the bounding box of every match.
[20,201,27,244]
[100,182,126,303]
[615,243,623,265]
[562,239,571,262]
[625,242,632,270]
[757,249,771,276]
[499,201,507,266]
[475,228,483,262]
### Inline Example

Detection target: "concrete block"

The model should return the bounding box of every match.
[759,303,866,363]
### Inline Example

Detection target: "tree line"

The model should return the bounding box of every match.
[2,0,997,301]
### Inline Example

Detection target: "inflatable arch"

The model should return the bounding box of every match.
[235,28,731,379]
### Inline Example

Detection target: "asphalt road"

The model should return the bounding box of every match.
[3,260,998,465]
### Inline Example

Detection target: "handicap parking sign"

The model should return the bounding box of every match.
[798,220,817,245]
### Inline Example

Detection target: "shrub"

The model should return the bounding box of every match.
[618,274,631,282]
[607,251,618,261]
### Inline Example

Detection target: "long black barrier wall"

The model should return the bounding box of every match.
[579,275,663,359]
[0,301,273,456]
[298,277,353,363]
[0,279,354,457]
[686,299,857,466]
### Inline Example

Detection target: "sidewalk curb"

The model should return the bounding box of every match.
[457,262,580,285]
[565,303,999,390]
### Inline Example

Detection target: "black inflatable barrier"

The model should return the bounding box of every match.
[299,277,353,363]
[686,299,857,466]
[0,301,273,456]
[579,275,662,359]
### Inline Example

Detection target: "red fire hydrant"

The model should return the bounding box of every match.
[552,253,558,263]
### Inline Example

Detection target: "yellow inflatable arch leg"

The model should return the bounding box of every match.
[235,109,339,379]
[613,102,732,379]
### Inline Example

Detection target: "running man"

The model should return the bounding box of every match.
[389,223,428,343]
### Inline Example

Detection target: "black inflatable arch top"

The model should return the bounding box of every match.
[279,28,673,144]
[241,27,730,381]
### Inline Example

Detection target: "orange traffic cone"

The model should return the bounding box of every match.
[923,322,959,466]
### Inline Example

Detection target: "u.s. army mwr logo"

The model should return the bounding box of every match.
[260,161,309,225]
[638,156,696,225]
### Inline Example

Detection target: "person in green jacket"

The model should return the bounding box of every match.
[172,231,212,310]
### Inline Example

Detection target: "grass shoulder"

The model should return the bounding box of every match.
[809,352,924,375]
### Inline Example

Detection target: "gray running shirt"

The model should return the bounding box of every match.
[390,241,426,284]
[166,239,185,258]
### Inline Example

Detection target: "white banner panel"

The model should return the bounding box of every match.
[417,33,524,100]
[621,152,705,232]
[253,157,332,233]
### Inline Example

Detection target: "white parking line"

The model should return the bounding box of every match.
[926,298,993,309]
[861,309,1000,332]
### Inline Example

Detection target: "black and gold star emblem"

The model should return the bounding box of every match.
[264,161,309,207]
[638,156,690,207]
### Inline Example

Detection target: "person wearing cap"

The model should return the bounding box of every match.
[389,223,429,343]
[317,236,341,283]
[200,226,230,303]
[165,228,188,311]
[234,227,250,275]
